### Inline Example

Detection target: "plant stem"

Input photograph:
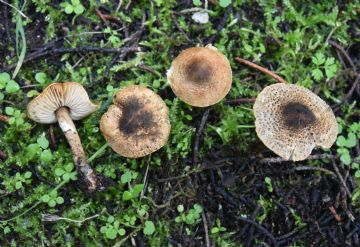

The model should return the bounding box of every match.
[0,179,67,223]
[88,143,109,162]
[56,107,98,192]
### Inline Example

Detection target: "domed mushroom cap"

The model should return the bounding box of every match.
[27,82,98,124]
[254,83,338,161]
[167,45,232,107]
[100,85,171,158]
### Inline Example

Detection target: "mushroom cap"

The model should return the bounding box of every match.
[100,85,171,158]
[27,82,98,124]
[167,45,232,107]
[254,83,338,161]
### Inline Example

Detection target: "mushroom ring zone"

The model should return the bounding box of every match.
[253,83,338,161]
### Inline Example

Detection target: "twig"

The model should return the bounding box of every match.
[294,166,334,174]
[3,46,141,71]
[49,125,57,149]
[95,8,121,24]
[0,0,29,19]
[0,114,9,123]
[331,159,352,198]
[41,213,101,223]
[235,57,288,84]
[136,64,161,77]
[333,74,360,110]
[235,216,279,247]
[258,153,335,164]
[201,212,211,247]
[193,109,210,164]
[225,98,256,105]
[171,13,193,44]
[328,206,342,222]
[328,40,357,72]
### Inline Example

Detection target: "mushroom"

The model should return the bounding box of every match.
[100,85,171,158]
[27,82,99,192]
[253,83,338,161]
[167,44,232,107]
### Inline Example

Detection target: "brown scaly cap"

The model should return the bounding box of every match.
[27,82,98,124]
[100,85,171,158]
[254,83,338,161]
[167,44,232,107]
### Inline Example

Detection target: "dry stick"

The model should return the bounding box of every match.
[235,57,289,84]
[0,114,9,123]
[236,216,279,247]
[49,125,57,149]
[331,159,352,198]
[225,98,256,105]
[328,40,357,72]
[201,212,211,247]
[3,46,141,71]
[258,153,335,164]
[193,109,210,164]
[328,206,342,222]
[56,107,98,192]
[95,8,121,23]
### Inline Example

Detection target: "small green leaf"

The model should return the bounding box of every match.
[132,184,144,197]
[41,194,50,203]
[107,216,114,223]
[40,149,53,163]
[121,171,133,184]
[56,197,64,204]
[71,0,80,5]
[211,227,220,234]
[5,80,20,93]
[355,170,360,178]
[15,181,22,189]
[311,68,323,81]
[64,4,74,14]
[5,107,14,115]
[37,134,49,149]
[192,0,201,6]
[24,171,32,178]
[219,0,231,8]
[122,191,133,201]
[0,72,10,85]
[48,200,56,207]
[105,228,117,239]
[143,221,155,235]
[55,168,65,177]
[27,90,39,97]
[74,4,85,14]
[118,228,126,236]
[35,72,47,84]
[177,205,184,213]
[100,226,107,233]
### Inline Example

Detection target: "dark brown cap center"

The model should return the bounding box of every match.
[118,96,157,137]
[281,102,316,129]
[185,58,212,84]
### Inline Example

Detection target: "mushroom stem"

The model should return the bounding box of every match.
[56,107,98,192]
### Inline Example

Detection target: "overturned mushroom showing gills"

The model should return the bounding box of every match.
[167,44,232,107]
[100,85,171,158]
[27,82,99,192]
[254,83,338,161]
